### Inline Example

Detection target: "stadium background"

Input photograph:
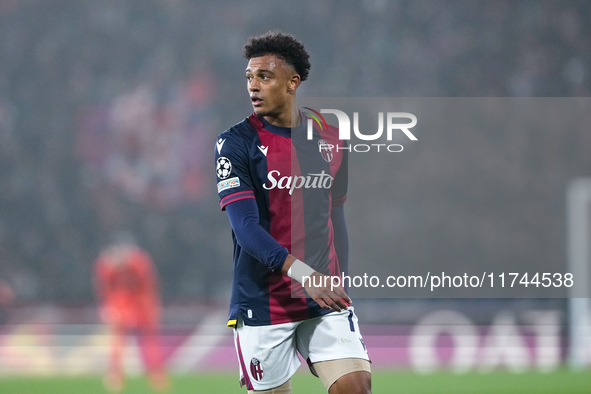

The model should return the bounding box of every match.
[0,0,590,391]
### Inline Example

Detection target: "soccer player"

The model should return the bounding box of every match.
[93,234,169,392]
[215,31,371,393]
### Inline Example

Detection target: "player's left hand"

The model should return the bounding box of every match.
[303,272,351,312]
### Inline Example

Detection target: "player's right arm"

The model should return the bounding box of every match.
[224,198,289,272]
[216,131,289,272]
[225,199,350,312]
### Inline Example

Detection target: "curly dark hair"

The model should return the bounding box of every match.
[243,30,311,81]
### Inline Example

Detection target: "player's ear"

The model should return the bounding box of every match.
[288,74,301,93]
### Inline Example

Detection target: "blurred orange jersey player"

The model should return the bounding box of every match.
[94,238,168,392]
[95,242,159,328]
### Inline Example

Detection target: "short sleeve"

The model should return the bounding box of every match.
[214,131,256,210]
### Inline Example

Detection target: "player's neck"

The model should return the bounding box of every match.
[263,103,301,128]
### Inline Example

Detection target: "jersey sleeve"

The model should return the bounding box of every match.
[226,198,289,272]
[214,131,256,210]
[332,141,348,206]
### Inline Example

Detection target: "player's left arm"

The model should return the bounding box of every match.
[331,204,349,278]
[331,142,349,276]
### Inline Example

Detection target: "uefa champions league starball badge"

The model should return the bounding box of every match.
[216,157,232,179]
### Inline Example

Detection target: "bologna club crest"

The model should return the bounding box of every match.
[250,358,264,381]
[318,139,333,162]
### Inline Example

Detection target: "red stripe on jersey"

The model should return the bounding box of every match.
[256,127,309,324]
[287,141,309,300]
[220,190,255,210]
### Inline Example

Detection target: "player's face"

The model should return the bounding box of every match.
[246,55,300,126]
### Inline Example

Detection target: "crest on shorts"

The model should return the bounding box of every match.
[250,358,264,381]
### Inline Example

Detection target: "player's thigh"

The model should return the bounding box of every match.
[234,318,301,391]
[296,307,369,363]
[315,359,371,393]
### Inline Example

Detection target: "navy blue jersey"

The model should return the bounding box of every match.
[215,112,348,326]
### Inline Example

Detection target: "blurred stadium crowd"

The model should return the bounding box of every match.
[0,0,590,306]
